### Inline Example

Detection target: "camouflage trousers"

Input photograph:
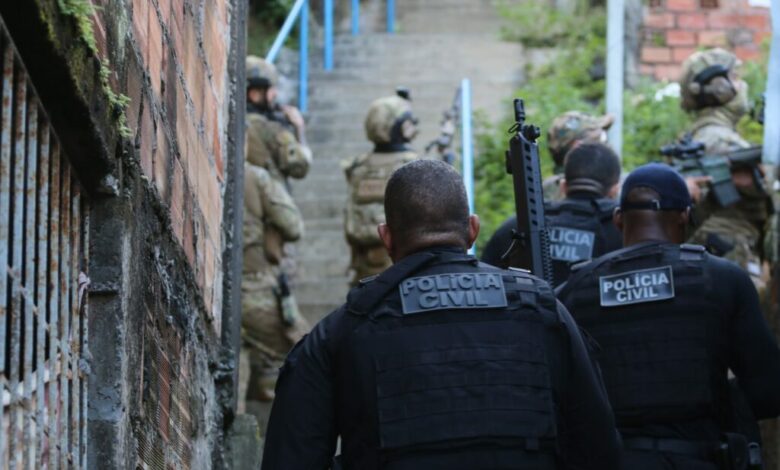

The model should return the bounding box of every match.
[349,244,391,287]
[238,269,309,423]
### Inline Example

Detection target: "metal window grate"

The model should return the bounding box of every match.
[0,16,89,470]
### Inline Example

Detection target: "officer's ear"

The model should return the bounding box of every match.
[378,223,394,257]
[559,179,568,195]
[680,207,691,227]
[613,207,624,232]
[468,215,480,248]
[607,183,620,199]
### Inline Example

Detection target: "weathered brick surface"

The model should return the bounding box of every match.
[639,2,769,81]
[88,0,233,324]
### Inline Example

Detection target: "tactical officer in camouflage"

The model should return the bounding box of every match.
[679,48,772,291]
[263,160,622,470]
[557,164,780,470]
[239,163,308,419]
[245,55,312,184]
[342,91,419,286]
[543,111,614,201]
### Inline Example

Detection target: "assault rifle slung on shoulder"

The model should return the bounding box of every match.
[503,98,554,284]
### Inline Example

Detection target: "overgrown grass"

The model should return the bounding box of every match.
[474,1,768,249]
[247,0,297,57]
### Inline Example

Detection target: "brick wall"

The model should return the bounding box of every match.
[640,0,771,81]
[91,0,231,327]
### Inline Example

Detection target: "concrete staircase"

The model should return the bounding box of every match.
[292,0,525,324]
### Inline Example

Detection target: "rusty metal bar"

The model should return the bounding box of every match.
[58,158,71,470]
[23,95,38,469]
[69,180,80,469]
[9,59,29,470]
[35,123,49,469]
[47,139,60,468]
[0,39,13,467]
[79,203,88,469]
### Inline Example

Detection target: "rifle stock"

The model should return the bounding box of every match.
[504,99,554,284]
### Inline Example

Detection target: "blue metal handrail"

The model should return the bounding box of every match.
[460,79,475,255]
[266,0,399,112]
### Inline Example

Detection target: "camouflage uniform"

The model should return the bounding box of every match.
[343,95,419,285]
[544,111,614,201]
[680,49,770,291]
[238,164,308,419]
[239,57,310,427]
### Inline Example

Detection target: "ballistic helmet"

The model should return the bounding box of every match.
[547,111,614,166]
[365,95,416,145]
[246,55,279,90]
[679,48,740,111]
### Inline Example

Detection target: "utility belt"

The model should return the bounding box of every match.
[624,434,762,469]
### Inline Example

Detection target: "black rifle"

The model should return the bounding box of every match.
[503,99,554,284]
[425,87,460,165]
[660,134,764,207]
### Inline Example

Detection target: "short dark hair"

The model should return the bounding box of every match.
[563,143,621,196]
[384,160,470,246]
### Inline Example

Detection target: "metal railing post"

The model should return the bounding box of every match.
[324,0,334,70]
[387,0,395,33]
[266,0,307,64]
[460,78,475,255]
[352,0,360,35]
[299,0,309,112]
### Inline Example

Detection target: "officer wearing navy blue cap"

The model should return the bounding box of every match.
[556,163,780,469]
[262,160,622,470]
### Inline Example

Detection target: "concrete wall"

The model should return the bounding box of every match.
[639,0,771,80]
[0,0,245,467]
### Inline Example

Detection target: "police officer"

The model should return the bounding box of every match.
[239,161,309,424]
[679,48,771,290]
[544,111,614,201]
[482,142,623,287]
[246,55,312,184]
[342,91,419,286]
[556,164,780,469]
[262,160,622,470]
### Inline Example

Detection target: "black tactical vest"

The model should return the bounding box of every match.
[332,250,565,470]
[545,197,621,288]
[560,243,730,427]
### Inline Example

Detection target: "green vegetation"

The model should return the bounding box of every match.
[57,0,132,137]
[248,0,296,57]
[474,1,768,248]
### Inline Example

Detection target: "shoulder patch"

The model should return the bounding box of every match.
[599,266,675,307]
[399,273,507,315]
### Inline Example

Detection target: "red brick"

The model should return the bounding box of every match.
[698,30,727,46]
[708,12,740,29]
[153,126,171,202]
[171,157,185,244]
[125,61,144,135]
[148,8,163,97]
[672,46,697,62]
[641,46,672,63]
[755,30,772,45]
[182,194,196,267]
[667,0,697,11]
[735,45,762,61]
[140,100,154,179]
[654,64,683,81]
[667,30,696,46]
[157,0,172,29]
[676,13,707,29]
[645,12,675,29]
[741,14,770,30]
[132,0,149,63]
[212,110,223,181]
[92,9,109,60]
[639,63,656,76]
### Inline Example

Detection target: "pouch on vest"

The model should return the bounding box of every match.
[264,226,285,264]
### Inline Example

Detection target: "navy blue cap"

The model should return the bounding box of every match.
[620,163,691,211]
